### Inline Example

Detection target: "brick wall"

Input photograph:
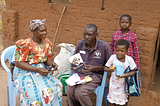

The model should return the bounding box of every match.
[2,0,160,92]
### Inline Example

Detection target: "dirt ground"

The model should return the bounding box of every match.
[0,32,159,106]
[153,56,160,96]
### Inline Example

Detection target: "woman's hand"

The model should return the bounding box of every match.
[37,68,50,76]
[52,62,58,71]
[44,59,58,71]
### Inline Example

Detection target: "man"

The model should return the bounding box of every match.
[65,24,111,106]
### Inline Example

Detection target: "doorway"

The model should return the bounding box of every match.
[152,25,160,96]
[152,47,160,96]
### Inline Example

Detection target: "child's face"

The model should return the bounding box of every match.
[119,16,131,31]
[115,45,128,60]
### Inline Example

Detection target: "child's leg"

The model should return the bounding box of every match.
[110,104,115,106]
[109,103,125,106]
[125,103,128,106]
[125,95,130,106]
[109,102,115,106]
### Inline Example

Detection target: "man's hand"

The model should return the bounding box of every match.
[71,66,76,71]
[82,64,95,73]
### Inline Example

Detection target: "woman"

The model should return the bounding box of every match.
[13,19,62,106]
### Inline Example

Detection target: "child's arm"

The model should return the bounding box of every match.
[117,55,137,79]
[104,55,115,72]
[82,65,115,73]
[82,65,114,73]
[82,55,115,73]
[104,66,115,72]
[116,68,136,79]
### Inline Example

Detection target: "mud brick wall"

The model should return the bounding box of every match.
[2,0,160,92]
[136,27,158,89]
[2,10,18,48]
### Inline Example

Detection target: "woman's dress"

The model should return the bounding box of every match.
[13,38,62,106]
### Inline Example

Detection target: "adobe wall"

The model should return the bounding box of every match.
[2,0,160,93]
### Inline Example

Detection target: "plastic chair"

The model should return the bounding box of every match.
[1,45,20,106]
[104,84,108,106]
[58,73,70,95]
[93,71,108,106]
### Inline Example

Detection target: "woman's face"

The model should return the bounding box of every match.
[33,25,47,39]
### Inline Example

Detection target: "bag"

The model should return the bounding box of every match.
[124,66,142,96]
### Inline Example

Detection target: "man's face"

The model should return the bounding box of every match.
[119,16,131,31]
[83,28,97,45]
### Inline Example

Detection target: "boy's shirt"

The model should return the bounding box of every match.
[110,29,140,70]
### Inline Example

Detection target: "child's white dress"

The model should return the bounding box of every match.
[105,54,136,105]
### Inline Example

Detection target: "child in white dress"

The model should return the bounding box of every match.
[104,39,137,106]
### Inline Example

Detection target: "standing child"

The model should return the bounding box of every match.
[104,14,140,106]
[110,14,140,70]
[104,39,136,106]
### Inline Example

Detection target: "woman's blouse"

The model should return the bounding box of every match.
[15,38,52,64]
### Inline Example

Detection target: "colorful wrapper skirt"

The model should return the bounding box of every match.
[13,63,62,106]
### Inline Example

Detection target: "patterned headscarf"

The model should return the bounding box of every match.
[30,19,46,31]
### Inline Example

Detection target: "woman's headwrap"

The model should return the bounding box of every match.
[30,19,46,31]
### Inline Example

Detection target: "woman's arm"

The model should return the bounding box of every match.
[44,59,53,66]
[15,61,49,76]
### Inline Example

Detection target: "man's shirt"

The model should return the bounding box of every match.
[74,39,111,75]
